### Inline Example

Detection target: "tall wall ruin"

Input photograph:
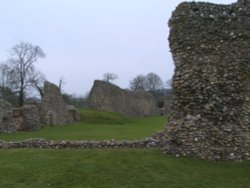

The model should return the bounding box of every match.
[40,81,76,125]
[89,80,159,117]
[162,0,250,160]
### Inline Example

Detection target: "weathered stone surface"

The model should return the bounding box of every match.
[162,93,173,115]
[16,105,41,131]
[41,81,73,125]
[67,105,81,122]
[0,99,17,133]
[0,100,41,133]
[0,137,161,149]
[161,0,250,160]
[89,80,159,117]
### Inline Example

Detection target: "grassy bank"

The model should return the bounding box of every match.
[0,109,166,141]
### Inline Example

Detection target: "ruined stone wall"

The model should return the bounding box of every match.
[162,0,250,160]
[0,137,160,149]
[41,81,73,125]
[14,105,41,131]
[89,80,159,117]
[0,81,80,133]
[163,93,173,115]
[0,99,17,133]
[0,99,41,133]
[67,105,81,122]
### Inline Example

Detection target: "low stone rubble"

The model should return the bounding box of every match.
[0,137,161,149]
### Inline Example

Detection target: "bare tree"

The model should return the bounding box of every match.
[144,73,163,92]
[166,79,173,89]
[0,63,12,87]
[30,70,46,98]
[58,77,66,92]
[103,73,118,83]
[129,74,146,91]
[6,42,45,106]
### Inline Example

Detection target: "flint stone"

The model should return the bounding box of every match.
[161,0,250,160]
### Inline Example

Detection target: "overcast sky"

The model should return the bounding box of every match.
[0,0,235,96]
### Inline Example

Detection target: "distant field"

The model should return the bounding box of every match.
[0,149,249,188]
[0,109,167,141]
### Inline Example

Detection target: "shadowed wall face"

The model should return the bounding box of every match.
[0,99,41,133]
[41,81,72,125]
[89,80,159,117]
[163,0,250,160]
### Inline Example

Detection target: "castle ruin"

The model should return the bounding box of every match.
[89,80,160,117]
[162,0,250,160]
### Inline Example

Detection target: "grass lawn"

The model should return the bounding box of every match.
[0,109,249,188]
[0,149,249,188]
[0,109,167,141]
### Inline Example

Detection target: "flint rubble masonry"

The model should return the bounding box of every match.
[161,0,250,160]
[0,99,41,133]
[40,81,80,125]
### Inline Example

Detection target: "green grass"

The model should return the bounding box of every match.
[0,149,249,188]
[79,109,131,124]
[0,109,249,188]
[0,109,166,141]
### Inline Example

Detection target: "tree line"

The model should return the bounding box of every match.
[102,72,171,93]
[0,42,172,108]
[0,42,45,106]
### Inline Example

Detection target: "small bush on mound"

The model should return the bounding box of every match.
[79,109,131,124]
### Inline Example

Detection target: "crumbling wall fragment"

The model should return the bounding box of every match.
[0,99,17,133]
[15,105,41,131]
[162,0,250,160]
[89,80,159,117]
[41,81,72,125]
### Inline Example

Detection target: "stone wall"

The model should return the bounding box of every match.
[14,105,41,131]
[0,81,80,133]
[162,0,250,160]
[0,137,160,149]
[89,80,159,117]
[67,105,81,122]
[0,99,41,133]
[163,93,173,115]
[0,99,17,133]
[41,81,74,125]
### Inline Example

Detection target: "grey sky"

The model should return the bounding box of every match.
[0,0,235,96]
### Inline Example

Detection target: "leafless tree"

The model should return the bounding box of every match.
[129,74,147,91]
[166,79,173,89]
[58,77,66,92]
[0,63,12,87]
[144,73,163,92]
[6,42,45,106]
[103,73,118,83]
[30,70,46,98]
